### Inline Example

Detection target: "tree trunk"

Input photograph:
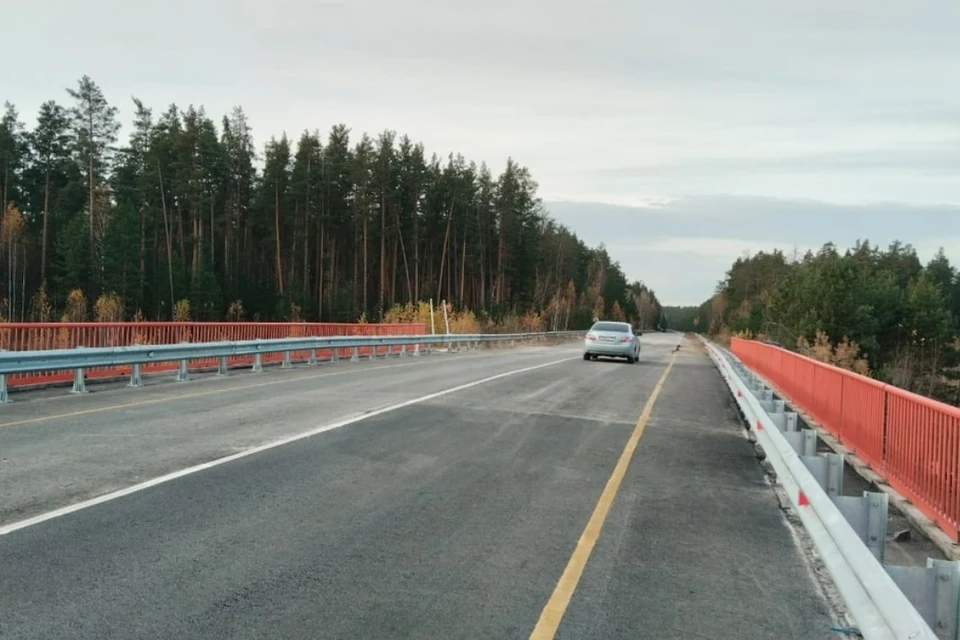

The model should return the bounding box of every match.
[362,212,368,314]
[88,154,96,282]
[40,171,50,284]
[436,210,452,302]
[317,223,324,320]
[274,179,284,294]
[394,208,413,304]
[139,202,146,307]
[459,224,467,306]
[379,193,386,313]
[413,212,420,302]
[157,162,176,314]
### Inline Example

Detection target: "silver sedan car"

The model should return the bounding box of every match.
[583,321,642,363]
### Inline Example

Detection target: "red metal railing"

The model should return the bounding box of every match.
[0,322,427,388]
[731,337,960,542]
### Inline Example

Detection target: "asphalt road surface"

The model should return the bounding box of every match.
[0,333,839,639]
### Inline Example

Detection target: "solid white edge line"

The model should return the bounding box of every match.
[0,355,577,537]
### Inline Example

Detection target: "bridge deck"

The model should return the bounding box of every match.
[0,334,838,639]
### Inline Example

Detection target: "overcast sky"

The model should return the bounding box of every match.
[6,0,960,305]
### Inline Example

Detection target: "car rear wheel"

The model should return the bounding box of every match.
[583,353,590,361]
[625,355,635,364]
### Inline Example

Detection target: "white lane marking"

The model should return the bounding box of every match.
[0,355,577,537]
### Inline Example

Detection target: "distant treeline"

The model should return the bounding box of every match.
[664,241,960,406]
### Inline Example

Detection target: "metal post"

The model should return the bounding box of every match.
[129,363,143,387]
[71,367,88,394]
[886,560,960,637]
[834,491,888,562]
[785,412,799,432]
[442,300,451,351]
[71,346,88,394]
[802,429,817,457]
[218,356,228,376]
[866,492,888,563]
[282,350,292,368]
[0,373,10,403]
[308,349,317,365]
[176,358,190,382]
[252,353,263,373]
[351,346,359,362]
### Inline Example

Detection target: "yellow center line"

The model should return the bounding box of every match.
[0,359,435,430]
[529,352,677,639]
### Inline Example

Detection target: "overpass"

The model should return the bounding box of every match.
[0,327,953,638]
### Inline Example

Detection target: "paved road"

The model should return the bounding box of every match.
[0,334,839,639]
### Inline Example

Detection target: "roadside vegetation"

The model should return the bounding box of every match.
[664,241,960,406]
[0,76,664,332]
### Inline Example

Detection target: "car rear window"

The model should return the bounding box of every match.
[591,322,630,333]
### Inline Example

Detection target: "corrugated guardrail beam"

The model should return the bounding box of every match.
[700,337,947,640]
[0,331,585,403]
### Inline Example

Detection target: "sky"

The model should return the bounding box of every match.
[5,0,960,305]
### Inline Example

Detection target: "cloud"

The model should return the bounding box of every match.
[545,196,960,306]
[5,0,959,308]
[596,143,960,179]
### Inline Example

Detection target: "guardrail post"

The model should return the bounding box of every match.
[765,399,787,430]
[71,367,88,395]
[800,452,844,498]
[826,453,844,497]
[70,346,88,395]
[129,363,143,387]
[176,358,190,382]
[252,353,263,373]
[351,346,359,362]
[331,347,340,363]
[400,344,407,357]
[218,356,228,376]
[282,350,292,368]
[753,385,772,402]
[0,349,8,403]
[833,491,888,562]
[369,345,377,360]
[886,559,960,638]
[784,428,818,457]
[413,343,420,357]
[784,411,799,432]
[308,349,317,365]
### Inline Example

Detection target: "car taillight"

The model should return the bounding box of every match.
[586,333,597,341]
[619,336,631,343]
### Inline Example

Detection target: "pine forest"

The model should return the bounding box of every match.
[0,76,665,332]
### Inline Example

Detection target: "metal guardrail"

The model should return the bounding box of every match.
[700,337,946,640]
[0,331,585,403]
